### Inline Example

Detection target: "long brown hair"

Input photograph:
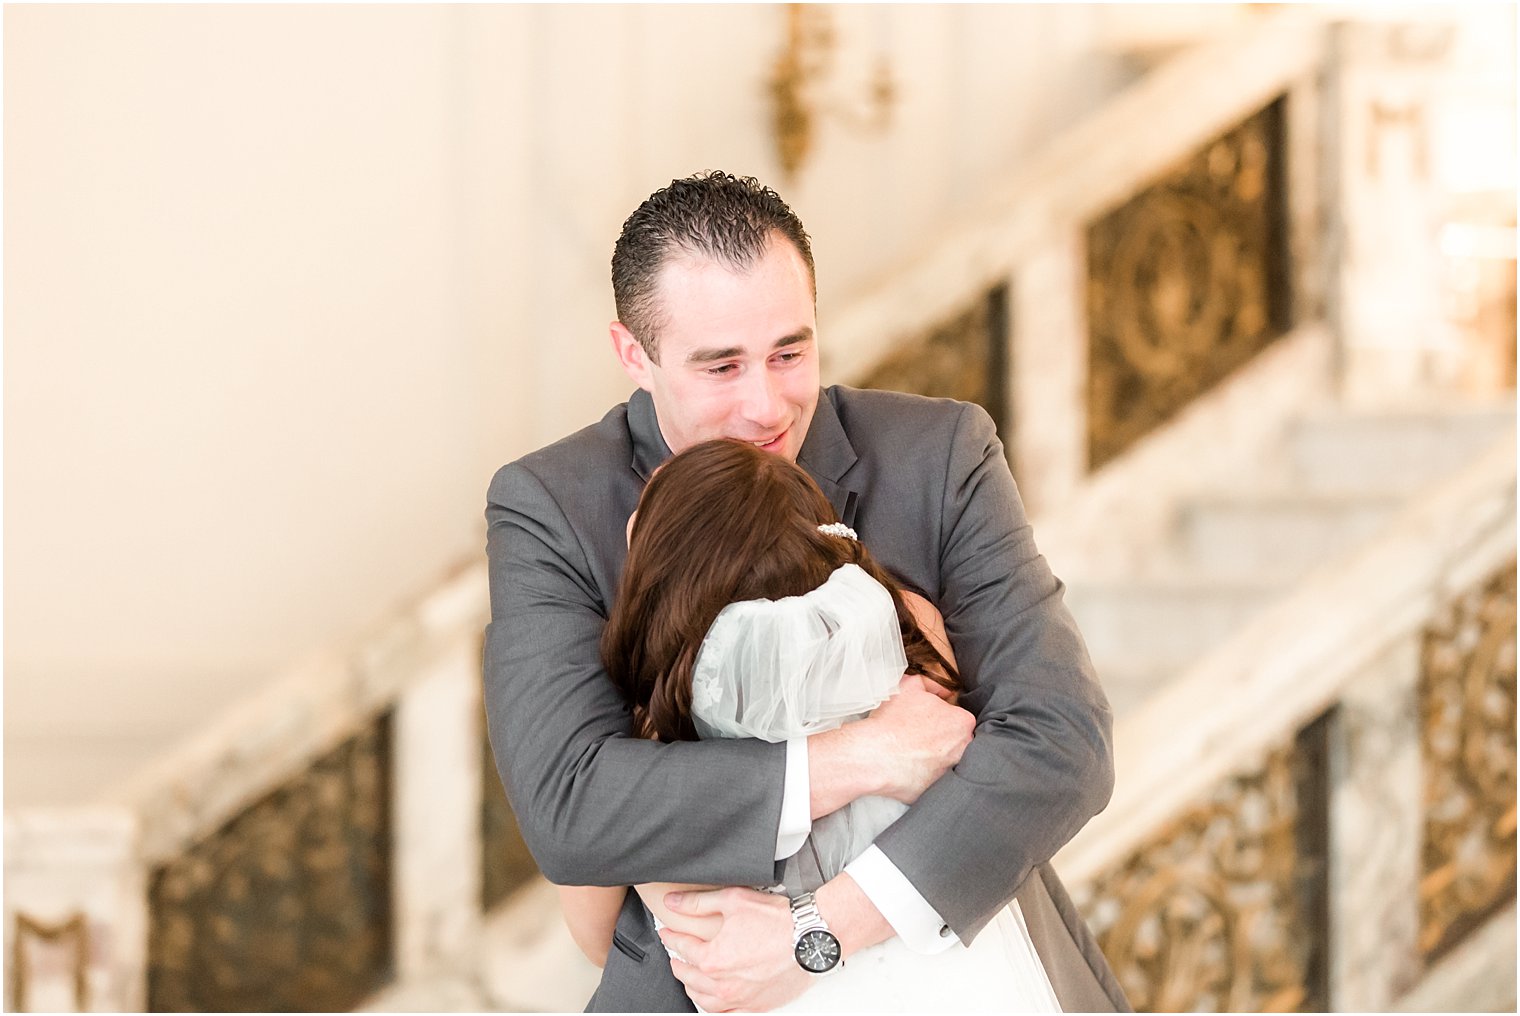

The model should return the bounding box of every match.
[602,438,958,742]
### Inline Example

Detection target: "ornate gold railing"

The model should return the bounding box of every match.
[147,715,394,1011]
[858,94,1294,478]
[1085,98,1292,469]
[1419,561,1518,961]
[1073,715,1330,1012]
[857,284,1009,437]
[1054,433,1516,1011]
[830,8,1330,514]
[4,562,491,1011]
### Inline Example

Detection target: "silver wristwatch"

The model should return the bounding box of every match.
[789,891,842,974]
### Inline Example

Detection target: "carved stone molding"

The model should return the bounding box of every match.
[1074,717,1329,1012]
[146,714,394,1011]
[1086,98,1292,470]
[10,912,90,1013]
[1419,561,1518,961]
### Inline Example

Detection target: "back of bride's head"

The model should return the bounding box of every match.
[604,439,869,740]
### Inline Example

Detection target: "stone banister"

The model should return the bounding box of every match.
[822,6,1327,385]
[1054,428,1517,888]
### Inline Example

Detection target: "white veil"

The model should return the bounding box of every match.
[689,563,908,742]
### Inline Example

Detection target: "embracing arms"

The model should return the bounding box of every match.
[866,400,1115,939]
[485,459,965,891]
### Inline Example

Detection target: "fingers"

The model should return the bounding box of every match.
[666,885,749,916]
[667,954,716,993]
[669,956,730,1011]
[669,956,743,1013]
[658,928,707,967]
[686,993,727,1013]
[657,907,723,940]
[923,677,958,702]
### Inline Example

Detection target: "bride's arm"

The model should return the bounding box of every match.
[558,881,722,967]
[557,885,625,966]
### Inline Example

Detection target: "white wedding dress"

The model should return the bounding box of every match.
[664,563,1062,1013]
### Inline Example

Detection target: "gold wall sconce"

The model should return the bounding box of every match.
[770,5,895,182]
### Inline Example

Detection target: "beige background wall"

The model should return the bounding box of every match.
[4,4,1148,803]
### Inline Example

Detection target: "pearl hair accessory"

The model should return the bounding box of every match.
[817,522,858,541]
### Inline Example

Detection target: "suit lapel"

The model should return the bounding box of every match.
[798,389,862,528]
[627,388,671,482]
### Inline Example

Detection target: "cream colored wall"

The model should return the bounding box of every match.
[5,6,528,794]
[4,4,1140,803]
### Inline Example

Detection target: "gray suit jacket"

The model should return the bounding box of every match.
[484,386,1130,1012]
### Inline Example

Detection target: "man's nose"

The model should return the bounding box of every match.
[740,370,787,429]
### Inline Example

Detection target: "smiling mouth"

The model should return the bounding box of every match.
[749,432,787,452]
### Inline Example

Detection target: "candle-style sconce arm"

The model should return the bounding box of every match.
[770,5,895,182]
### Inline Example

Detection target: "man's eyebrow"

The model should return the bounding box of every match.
[684,328,815,364]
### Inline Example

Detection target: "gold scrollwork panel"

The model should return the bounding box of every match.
[858,285,1009,437]
[147,714,393,1012]
[1419,560,1518,961]
[1087,98,1291,470]
[1074,718,1329,1012]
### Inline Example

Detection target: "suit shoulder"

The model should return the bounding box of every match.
[487,402,633,506]
[826,385,995,448]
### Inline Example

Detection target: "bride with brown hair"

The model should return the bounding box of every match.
[558,437,1060,1012]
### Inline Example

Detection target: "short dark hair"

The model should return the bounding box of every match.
[611,171,816,361]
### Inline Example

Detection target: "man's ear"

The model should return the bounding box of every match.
[610,321,655,392]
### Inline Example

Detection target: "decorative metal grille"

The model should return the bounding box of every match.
[1419,560,1517,961]
[1086,98,1292,470]
[1074,715,1330,1012]
[481,719,541,911]
[857,284,1009,438]
[147,714,393,1012]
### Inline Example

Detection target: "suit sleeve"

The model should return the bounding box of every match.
[484,460,787,887]
[871,402,1115,941]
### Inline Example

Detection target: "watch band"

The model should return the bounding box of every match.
[790,891,842,974]
[791,891,827,933]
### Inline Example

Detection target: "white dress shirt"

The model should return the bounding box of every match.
[775,737,958,953]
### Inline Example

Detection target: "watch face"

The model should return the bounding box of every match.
[794,929,841,973]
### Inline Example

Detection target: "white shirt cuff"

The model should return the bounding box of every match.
[843,845,960,954]
[775,737,812,861]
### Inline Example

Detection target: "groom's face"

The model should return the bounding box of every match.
[610,234,820,463]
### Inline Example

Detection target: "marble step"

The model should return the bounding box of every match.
[1285,405,1514,495]
[1171,493,1402,582]
[1065,579,1281,677]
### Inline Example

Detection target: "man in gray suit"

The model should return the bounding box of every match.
[485,171,1128,1012]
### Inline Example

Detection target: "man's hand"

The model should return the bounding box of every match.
[869,673,975,803]
[658,888,809,1012]
[808,674,974,818]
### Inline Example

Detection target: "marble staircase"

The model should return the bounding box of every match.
[1066,403,1516,718]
